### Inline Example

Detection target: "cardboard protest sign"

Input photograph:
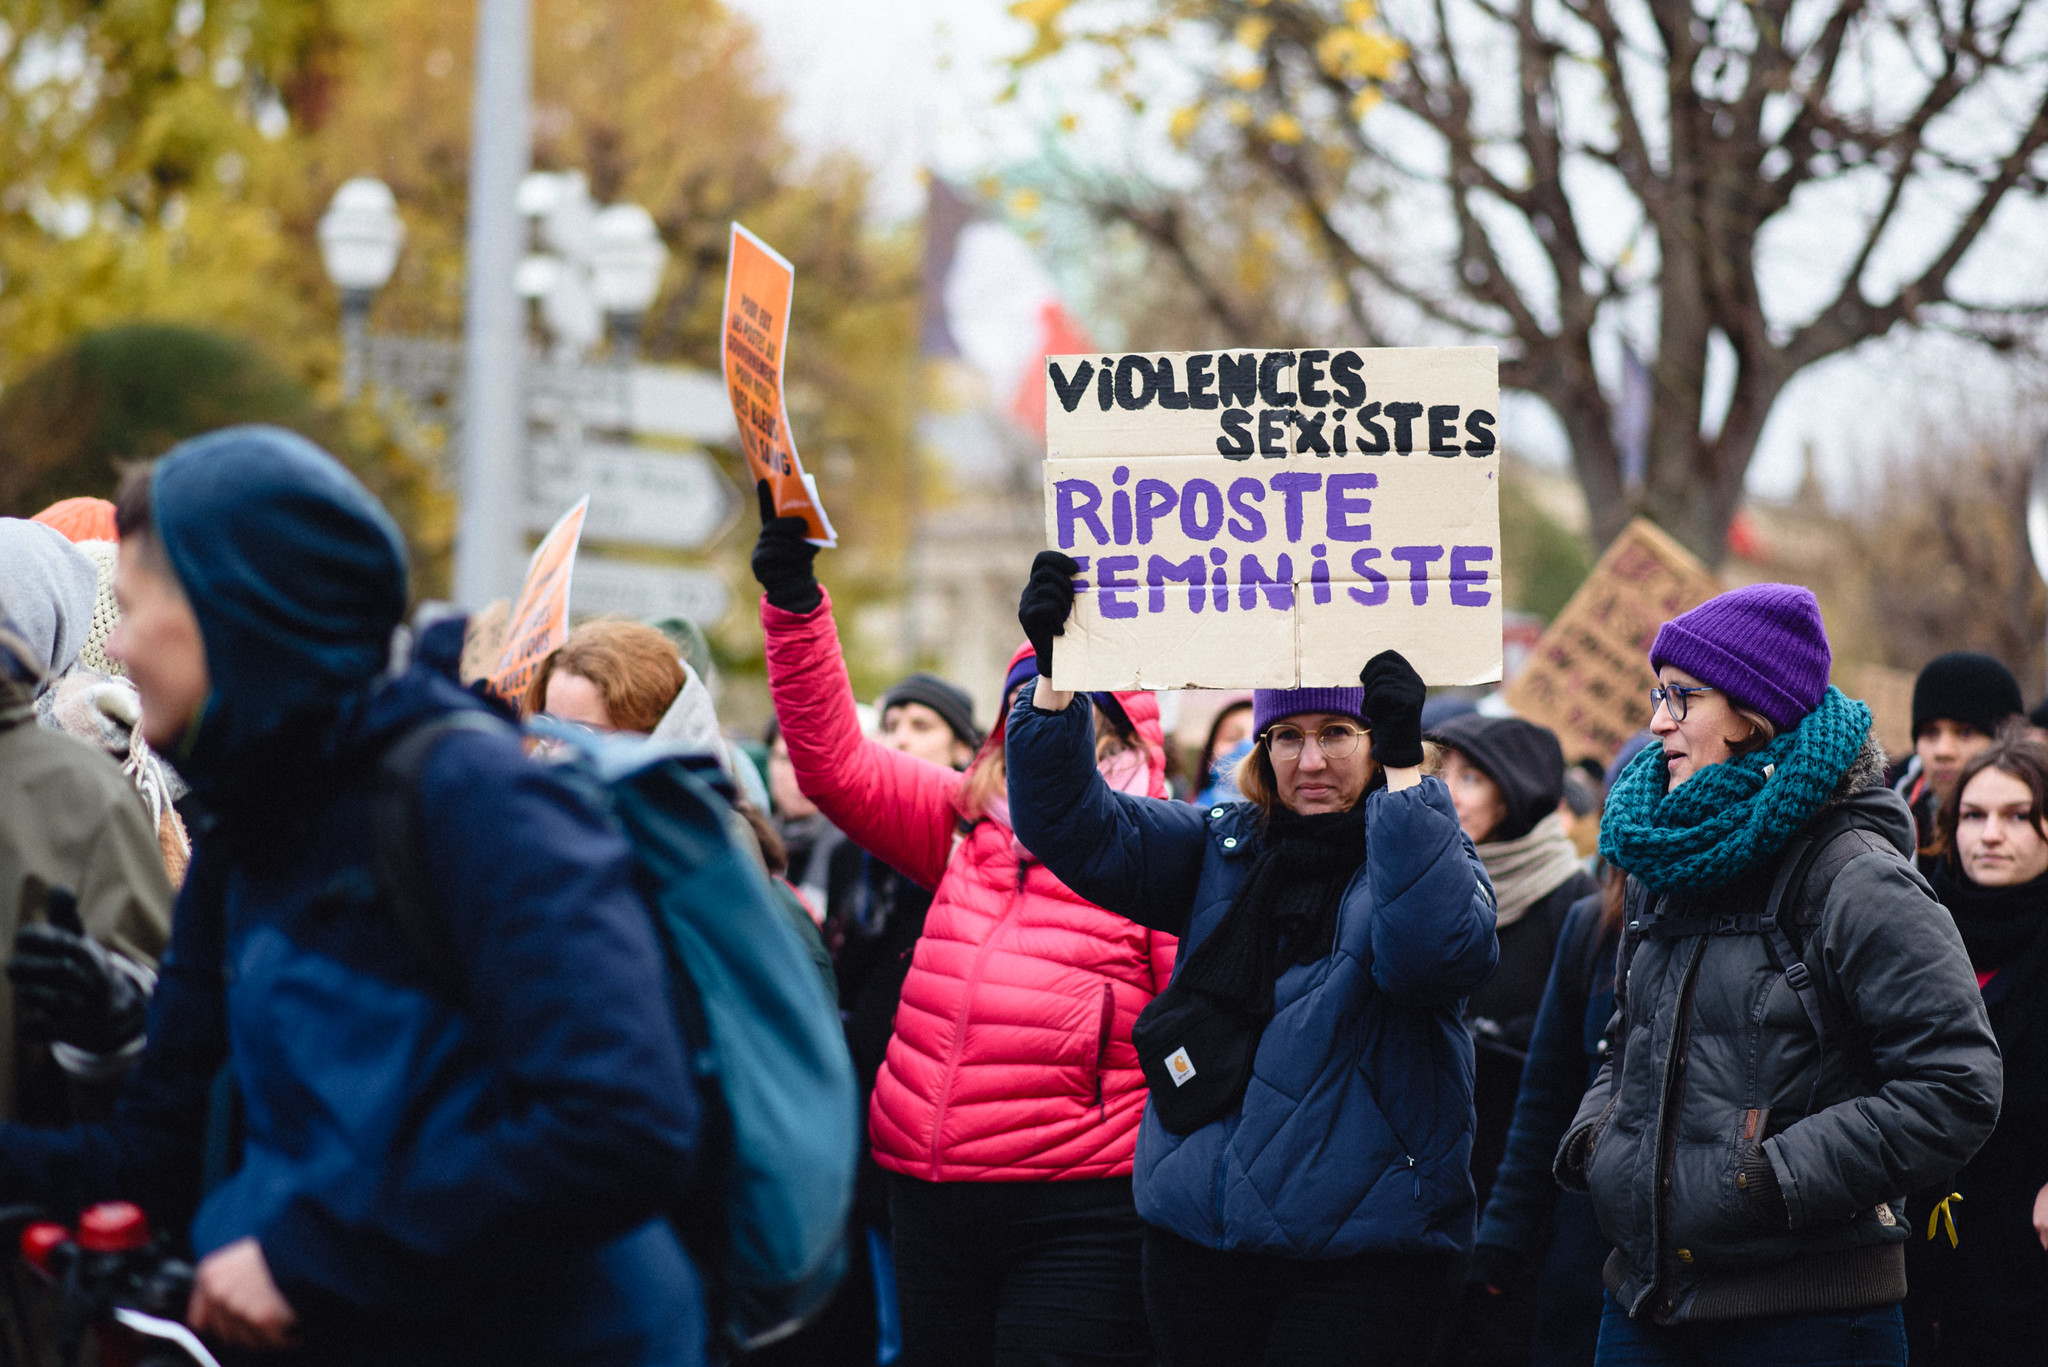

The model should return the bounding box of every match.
[1501,518,1721,766]
[722,223,835,546]
[489,498,588,708]
[1042,346,1502,690]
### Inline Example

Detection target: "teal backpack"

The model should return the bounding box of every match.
[375,713,859,1358]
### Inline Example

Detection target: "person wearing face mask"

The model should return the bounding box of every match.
[1193,695,1254,808]
[1905,734,2048,1366]
[1004,552,1497,1367]
[1555,583,2000,1366]
[1894,652,2024,850]
[751,504,1172,1367]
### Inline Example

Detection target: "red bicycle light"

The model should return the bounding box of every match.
[20,1222,68,1274]
[76,1202,149,1254]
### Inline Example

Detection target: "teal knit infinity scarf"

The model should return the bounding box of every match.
[1599,686,1872,895]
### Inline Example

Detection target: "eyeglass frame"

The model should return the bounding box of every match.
[1263,720,1367,761]
[1649,683,1717,723]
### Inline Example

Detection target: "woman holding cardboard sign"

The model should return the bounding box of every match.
[1005,550,1498,1367]
[751,503,1169,1367]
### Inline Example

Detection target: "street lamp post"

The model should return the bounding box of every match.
[591,203,669,362]
[316,178,405,401]
[455,0,535,607]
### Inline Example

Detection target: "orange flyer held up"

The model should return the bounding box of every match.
[489,497,588,708]
[722,223,836,546]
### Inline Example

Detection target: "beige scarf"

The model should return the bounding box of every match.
[1478,812,1585,927]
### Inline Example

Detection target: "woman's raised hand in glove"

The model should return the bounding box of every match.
[1358,650,1427,770]
[750,482,823,614]
[1017,552,1081,680]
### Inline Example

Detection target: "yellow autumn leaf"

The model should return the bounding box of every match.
[1318,26,1408,81]
[1350,87,1383,119]
[1009,0,1073,23]
[1009,0,1076,63]
[1224,98,1254,125]
[1344,0,1376,23]
[1235,15,1273,49]
[1168,104,1203,145]
[1266,111,1304,143]
[1228,66,1266,90]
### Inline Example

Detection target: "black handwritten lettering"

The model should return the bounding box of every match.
[1049,360,1094,413]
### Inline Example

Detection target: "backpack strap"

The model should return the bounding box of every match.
[1759,833,1827,1050]
[371,711,508,1001]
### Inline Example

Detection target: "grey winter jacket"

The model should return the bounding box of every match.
[1555,739,2000,1324]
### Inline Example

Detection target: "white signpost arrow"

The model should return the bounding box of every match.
[570,558,732,626]
[527,439,739,551]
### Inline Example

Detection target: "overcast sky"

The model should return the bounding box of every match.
[724,0,2048,508]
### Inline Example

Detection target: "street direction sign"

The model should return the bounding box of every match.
[528,439,738,550]
[571,557,732,626]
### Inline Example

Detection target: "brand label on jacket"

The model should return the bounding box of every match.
[1165,1046,1197,1086]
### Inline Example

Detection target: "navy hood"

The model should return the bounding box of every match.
[153,426,408,784]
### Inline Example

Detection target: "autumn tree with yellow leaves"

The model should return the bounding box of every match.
[0,0,917,637]
[1009,0,2048,563]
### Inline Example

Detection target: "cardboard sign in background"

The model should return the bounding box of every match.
[1501,518,1721,765]
[722,223,835,545]
[490,498,588,708]
[1042,347,1502,690]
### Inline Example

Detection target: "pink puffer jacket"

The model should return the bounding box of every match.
[764,591,1176,1182]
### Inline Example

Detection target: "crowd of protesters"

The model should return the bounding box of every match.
[0,421,2036,1366]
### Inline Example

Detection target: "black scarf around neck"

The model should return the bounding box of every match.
[1174,807,1368,1021]
[1928,860,2048,974]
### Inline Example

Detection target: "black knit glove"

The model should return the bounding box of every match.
[1738,1143,1790,1229]
[1359,649,1426,768]
[8,891,148,1056]
[750,482,823,614]
[1017,551,1081,679]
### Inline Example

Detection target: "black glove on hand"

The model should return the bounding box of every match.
[9,893,148,1056]
[1359,649,1426,769]
[750,481,823,614]
[1017,551,1081,679]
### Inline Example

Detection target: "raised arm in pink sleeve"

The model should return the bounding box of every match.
[761,590,961,892]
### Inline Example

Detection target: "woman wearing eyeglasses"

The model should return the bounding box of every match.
[1002,554,1498,1367]
[1554,583,2000,1367]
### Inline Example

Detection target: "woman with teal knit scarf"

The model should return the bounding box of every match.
[1554,583,2000,1367]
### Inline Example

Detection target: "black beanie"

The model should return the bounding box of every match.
[1911,652,2023,739]
[878,672,982,750]
[2031,697,2048,733]
[1426,714,1567,843]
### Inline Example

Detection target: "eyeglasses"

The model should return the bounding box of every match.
[1266,722,1365,761]
[1649,684,1716,723]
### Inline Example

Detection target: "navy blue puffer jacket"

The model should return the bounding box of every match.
[1005,686,1498,1259]
[0,428,704,1364]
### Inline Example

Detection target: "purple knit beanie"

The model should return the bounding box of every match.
[1253,686,1368,735]
[1648,583,1831,731]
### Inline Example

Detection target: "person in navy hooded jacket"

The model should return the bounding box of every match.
[0,427,704,1364]
[1004,552,1498,1367]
